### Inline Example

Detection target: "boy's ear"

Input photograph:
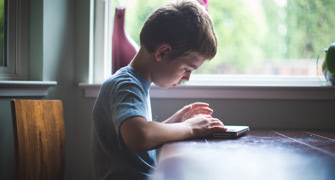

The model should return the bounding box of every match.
[154,44,172,62]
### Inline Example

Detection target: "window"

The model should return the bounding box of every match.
[0,0,6,67]
[91,0,335,84]
[0,0,29,80]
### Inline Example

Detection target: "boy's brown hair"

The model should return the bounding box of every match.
[140,0,217,60]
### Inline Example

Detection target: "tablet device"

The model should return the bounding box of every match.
[210,125,249,139]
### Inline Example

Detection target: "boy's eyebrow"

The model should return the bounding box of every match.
[189,64,199,70]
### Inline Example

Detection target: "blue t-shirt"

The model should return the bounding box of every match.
[92,66,156,179]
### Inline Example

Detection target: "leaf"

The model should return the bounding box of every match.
[326,43,335,76]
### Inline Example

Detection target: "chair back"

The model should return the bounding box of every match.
[11,99,65,180]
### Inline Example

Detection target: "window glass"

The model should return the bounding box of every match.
[0,0,6,67]
[124,0,335,76]
[0,0,29,80]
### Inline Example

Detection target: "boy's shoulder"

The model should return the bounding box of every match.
[103,66,150,91]
[103,67,135,86]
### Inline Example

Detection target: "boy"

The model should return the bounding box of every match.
[92,0,227,179]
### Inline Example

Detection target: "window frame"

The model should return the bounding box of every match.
[82,0,335,100]
[89,0,113,84]
[0,0,28,80]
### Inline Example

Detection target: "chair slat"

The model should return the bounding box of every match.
[11,100,65,180]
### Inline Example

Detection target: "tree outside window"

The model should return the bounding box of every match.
[122,0,335,76]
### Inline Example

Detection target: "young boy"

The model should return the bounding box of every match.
[92,0,227,179]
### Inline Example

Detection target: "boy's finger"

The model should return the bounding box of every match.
[180,104,192,113]
[209,118,223,126]
[191,107,213,114]
[212,126,228,132]
[192,109,213,116]
[208,118,227,131]
[190,102,209,108]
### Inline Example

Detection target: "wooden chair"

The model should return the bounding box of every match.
[11,99,65,180]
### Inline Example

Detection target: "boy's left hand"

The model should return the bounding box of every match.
[165,102,214,123]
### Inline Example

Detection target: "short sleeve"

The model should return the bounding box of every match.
[110,80,148,137]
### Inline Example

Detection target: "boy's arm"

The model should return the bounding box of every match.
[120,115,226,152]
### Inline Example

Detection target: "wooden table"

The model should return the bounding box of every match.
[150,130,335,180]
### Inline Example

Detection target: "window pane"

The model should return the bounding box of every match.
[124,0,335,76]
[0,0,6,67]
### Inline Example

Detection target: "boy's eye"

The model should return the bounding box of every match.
[184,68,192,73]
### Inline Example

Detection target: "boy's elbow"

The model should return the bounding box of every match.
[124,132,151,152]
[120,118,153,152]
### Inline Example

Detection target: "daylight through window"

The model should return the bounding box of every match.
[122,0,335,76]
[0,0,6,67]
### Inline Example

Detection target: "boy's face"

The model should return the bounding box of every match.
[153,52,206,88]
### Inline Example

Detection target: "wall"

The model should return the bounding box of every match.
[1,0,335,180]
[0,0,95,179]
[151,99,335,129]
[0,99,16,179]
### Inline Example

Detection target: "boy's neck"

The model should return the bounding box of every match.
[129,47,154,83]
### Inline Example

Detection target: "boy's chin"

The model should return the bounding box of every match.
[168,83,179,88]
[154,83,174,89]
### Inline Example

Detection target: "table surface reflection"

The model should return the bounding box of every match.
[150,130,335,180]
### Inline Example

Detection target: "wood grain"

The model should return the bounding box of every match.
[11,100,65,180]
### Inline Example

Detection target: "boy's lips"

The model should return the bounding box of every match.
[173,82,183,87]
[172,80,183,87]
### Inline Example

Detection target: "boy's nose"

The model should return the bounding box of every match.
[183,73,191,81]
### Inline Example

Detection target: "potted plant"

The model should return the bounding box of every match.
[322,43,335,85]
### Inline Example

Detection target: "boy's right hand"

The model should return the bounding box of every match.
[183,114,227,138]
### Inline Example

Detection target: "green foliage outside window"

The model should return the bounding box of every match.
[123,0,335,75]
[0,0,5,66]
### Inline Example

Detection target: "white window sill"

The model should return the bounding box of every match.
[79,75,335,100]
[0,81,57,97]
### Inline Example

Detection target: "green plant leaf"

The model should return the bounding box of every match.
[326,43,335,76]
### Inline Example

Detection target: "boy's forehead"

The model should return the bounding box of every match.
[185,52,206,61]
